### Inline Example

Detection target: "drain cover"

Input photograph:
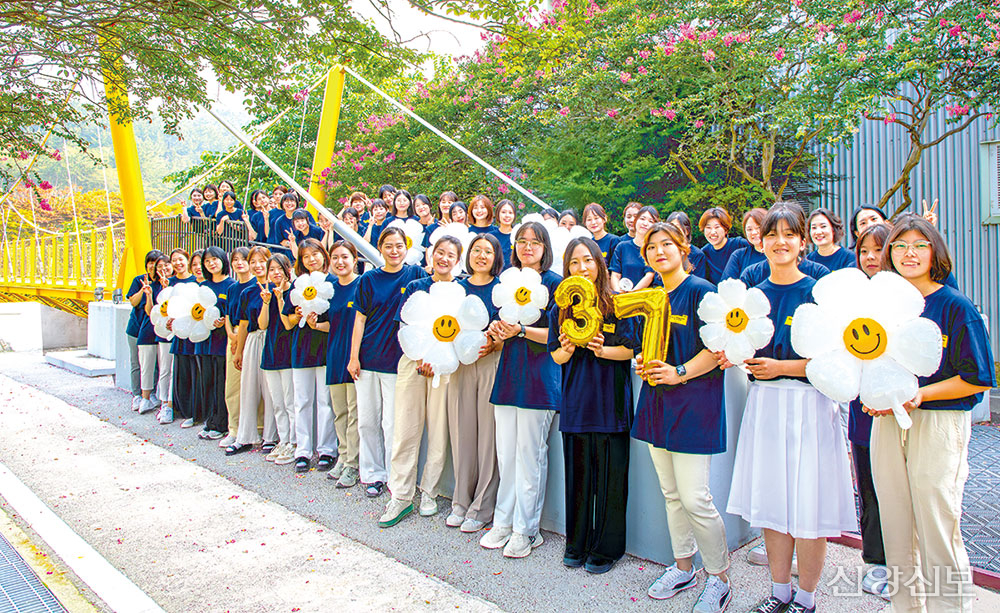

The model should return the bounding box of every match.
[0,532,66,613]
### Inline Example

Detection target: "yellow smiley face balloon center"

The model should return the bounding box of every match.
[302,286,317,300]
[725,307,749,333]
[843,317,887,360]
[159,302,169,317]
[191,303,205,321]
[405,236,413,249]
[514,287,532,306]
[432,315,460,342]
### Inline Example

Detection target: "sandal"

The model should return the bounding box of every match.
[261,442,276,454]
[365,481,385,498]
[225,443,253,456]
[316,455,336,471]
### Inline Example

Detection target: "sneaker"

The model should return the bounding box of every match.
[460,518,485,533]
[265,443,283,462]
[294,457,310,473]
[218,434,236,448]
[131,396,142,411]
[747,543,797,575]
[205,430,226,440]
[336,465,359,488]
[274,444,295,465]
[316,455,336,471]
[445,512,465,528]
[365,481,385,497]
[862,565,890,601]
[149,395,161,409]
[502,532,543,558]
[419,493,438,517]
[197,429,210,439]
[329,457,346,480]
[378,498,414,528]
[785,602,814,613]
[156,406,174,424]
[138,398,155,414]
[751,596,791,613]
[584,556,616,574]
[694,575,732,613]
[647,564,698,600]
[480,525,512,549]
[180,418,196,428]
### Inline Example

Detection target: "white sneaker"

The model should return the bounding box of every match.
[265,443,283,462]
[274,443,295,465]
[863,565,891,601]
[647,564,698,600]
[460,518,486,533]
[479,525,512,549]
[329,457,346,480]
[180,418,196,428]
[157,406,174,424]
[747,542,797,575]
[131,396,142,411]
[149,394,161,409]
[418,493,438,517]
[502,532,543,558]
[138,398,155,414]
[218,434,236,448]
[694,575,732,612]
[445,513,464,528]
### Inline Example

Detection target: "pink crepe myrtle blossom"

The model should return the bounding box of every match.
[637,65,648,75]
[774,47,786,60]
[703,49,717,61]
[723,33,735,47]
[638,49,651,59]
[837,42,848,54]
[693,119,705,128]
[843,10,862,24]
[23,179,35,188]
[948,24,962,36]
[884,113,896,124]
[39,199,51,211]
[620,72,632,83]
[559,107,569,116]
[39,180,53,190]
[498,183,510,194]
[606,109,619,118]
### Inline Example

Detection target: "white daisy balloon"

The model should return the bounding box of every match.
[388,218,426,265]
[492,267,549,326]
[697,279,774,369]
[398,281,490,387]
[428,223,475,274]
[150,286,175,341]
[548,225,593,274]
[290,271,335,327]
[166,283,221,343]
[790,268,943,430]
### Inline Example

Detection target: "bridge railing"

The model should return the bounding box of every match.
[150,215,267,255]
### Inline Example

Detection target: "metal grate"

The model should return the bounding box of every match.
[0,532,66,613]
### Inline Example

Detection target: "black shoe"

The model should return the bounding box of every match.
[316,455,336,471]
[584,555,616,574]
[294,457,311,473]
[261,442,276,454]
[365,481,385,497]
[753,596,792,613]
[225,443,252,456]
[562,550,585,568]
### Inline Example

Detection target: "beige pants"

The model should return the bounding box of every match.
[388,355,450,502]
[329,383,360,469]
[871,410,973,613]
[648,445,730,575]
[447,351,500,522]
[224,342,241,434]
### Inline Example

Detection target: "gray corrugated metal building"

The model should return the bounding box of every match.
[814,109,1000,357]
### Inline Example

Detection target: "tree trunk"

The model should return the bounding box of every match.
[879,137,924,219]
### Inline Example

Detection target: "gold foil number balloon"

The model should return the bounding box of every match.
[554,276,603,346]
[613,288,671,385]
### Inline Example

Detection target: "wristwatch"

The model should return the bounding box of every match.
[517,324,526,338]
[675,364,687,383]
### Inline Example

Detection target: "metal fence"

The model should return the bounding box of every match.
[150,215,268,255]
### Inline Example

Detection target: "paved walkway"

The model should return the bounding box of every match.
[0,351,997,612]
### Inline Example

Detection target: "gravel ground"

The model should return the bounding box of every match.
[0,351,911,612]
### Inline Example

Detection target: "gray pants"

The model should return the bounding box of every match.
[126,334,141,396]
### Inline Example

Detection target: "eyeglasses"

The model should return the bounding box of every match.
[470,247,493,256]
[889,241,931,255]
[515,239,544,248]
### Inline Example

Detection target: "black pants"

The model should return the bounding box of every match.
[853,442,886,565]
[172,354,198,420]
[562,431,630,564]
[200,354,227,432]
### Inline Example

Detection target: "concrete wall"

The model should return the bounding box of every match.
[0,302,87,352]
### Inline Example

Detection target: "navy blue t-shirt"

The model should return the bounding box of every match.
[917,285,996,411]
[495,228,513,268]
[293,223,325,244]
[355,265,429,373]
[593,233,619,261]
[547,308,635,433]
[195,277,236,357]
[702,237,750,284]
[270,211,316,252]
[254,286,293,370]
[420,220,441,249]
[227,278,257,325]
[248,210,269,242]
[138,280,168,345]
[125,274,147,337]
[469,223,496,237]
[325,277,360,385]
[944,271,959,290]
[168,276,199,356]
[806,247,855,271]
[490,270,563,411]
[458,277,501,322]
[631,275,726,453]
[609,239,652,287]
[366,218,391,246]
[688,244,708,279]
[281,273,334,369]
[749,276,816,383]
[848,398,872,447]
[740,259,830,287]
[215,207,246,224]
[722,246,766,281]
[233,281,263,333]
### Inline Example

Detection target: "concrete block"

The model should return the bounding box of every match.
[87,301,121,360]
[44,350,115,377]
[39,304,87,351]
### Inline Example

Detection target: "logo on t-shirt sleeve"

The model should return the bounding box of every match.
[942,334,949,348]
[669,314,688,326]
[785,316,793,326]
[602,322,616,333]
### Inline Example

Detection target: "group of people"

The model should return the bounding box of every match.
[122,184,994,613]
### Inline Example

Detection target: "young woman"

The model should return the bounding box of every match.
[449,201,469,226]
[174,250,205,428]
[281,239,336,473]
[469,194,495,235]
[389,189,414,221]
[164,248,197,425]
[288,210,324,260]
[549,237,635,575]
[665,211,707,279]
[256,254,296,465]
[246,189,272,242]
[494,200,516,267]
[379,236,463,527]
[609,205,658,292]
[582,203,618,261]
[413,194,440,247]
[218,247,256,449]
[849,206,888,248]
[378,184,396,204]
[146,255,177,423]
[622,201,641,240]
[363,199,391,247]
[136,254,172,414]
[725,206,856,613]
[317,242,362,487]
[269,193,315,256]
[448,233,504,532]
[348,227,428,497]
[437,191,458,221]
[217,180,239,205]
[632,223,732,609]
[738,203,831,288]
[869,215,995,613]
[201,184,219,217]
[215,191,246,236]
[228,246,276,456]
[181,188,207,223]
[481,221,562,559]
[805,208,854,271]
[557,209,579,229]
[125,250,163,410]
[699,207,750,284]
[196,246,235,440]
[722,208,767,281]
[540,207,559,222]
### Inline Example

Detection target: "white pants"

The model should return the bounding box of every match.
[292,367,336,458]
[263,369,294,445]
[493,404,555,536]
[235,331,275,445]
[355,369,397,484]
[156,342,173,403]
[138,345,158,392]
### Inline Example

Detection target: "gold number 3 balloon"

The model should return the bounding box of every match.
[554,276,603,346]
[613,288,671,385]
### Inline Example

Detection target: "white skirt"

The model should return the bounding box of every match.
[727,379,857,539]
